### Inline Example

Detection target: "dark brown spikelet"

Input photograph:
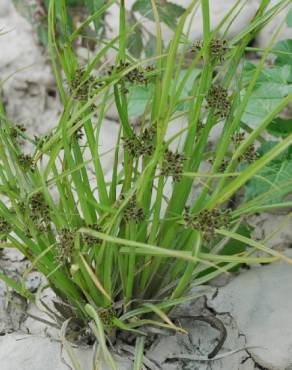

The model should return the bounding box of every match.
[123,136,141,157]
[107,62,154,87]
[232,132,258,163]
[191,40,203,53]
[70,67,102,101]
[209,157,230,173]
[191,39,229,63]
[161,149,186,181]
[184,207,232,242]
[123,196,145,223]
[241,145,258,163]
[74,127,84,141]
[206,85,231,119]
[98,307,116,331]
[140,126,156,156]
[123,126,156,157]
[209,39,229,63]
[17,154,35,171]
[34,132,53,150]
[232,132,245,146]
[218,159,230,172]
[57,228,75,264]
[83,224,101,247]
[29,192,50,224]
[10,124,26,143]
[0,217,11,241]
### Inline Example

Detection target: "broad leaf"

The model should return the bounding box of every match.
[126,17,143,58]
[128,86,152,117]
[242,62,292,126]
[127,69,200,117]
[174,68,201,111]
[145,34,157,58]
[273,39,292,83]
[84,0,106,32]
[132,0,185,29]
[267,117,292,137]
[244,142,292,203]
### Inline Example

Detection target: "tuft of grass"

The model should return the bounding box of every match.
[1,0,292,367]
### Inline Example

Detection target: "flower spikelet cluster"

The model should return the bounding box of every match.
[123,126,156,157]
[184,207,232,241]
[161,149,186,181]
[206,85,231,118]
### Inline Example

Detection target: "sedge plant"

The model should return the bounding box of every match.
[0,0,292,366]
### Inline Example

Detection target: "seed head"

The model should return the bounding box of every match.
[10,124,26,142]
[73,127,84,141]
[241,146,258,163]
[83,224,101,247]
[107,62,154,87]
[123,196,145,223]
[206,85,231,118]
[70,67,100,101]
[209,157,229,173]
[232,132,258,163]
[57,228,75,264]
[123,126,156,157]
[17,154,35,171]
[34,132,53,149]
[191,39,229,63]
[184,207,232,242]
[161,149,186,181]
[232,132,245,146]
[98,307,116,331]
[0,217,11,235]
[29,193,50,224]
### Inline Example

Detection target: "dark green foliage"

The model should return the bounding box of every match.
[245,142,292,203]
[132,0,185,29]
[267,117,292,137]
